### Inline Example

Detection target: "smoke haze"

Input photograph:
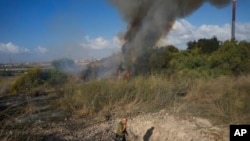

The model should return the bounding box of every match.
[108,0,231,68]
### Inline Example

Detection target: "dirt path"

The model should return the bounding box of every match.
[10,110,227,141]
[80,110,228,141]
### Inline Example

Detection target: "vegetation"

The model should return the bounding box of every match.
[10,68,67,94]
[58,74,250,124]
[147,38,250,77]
[6,38,250,125]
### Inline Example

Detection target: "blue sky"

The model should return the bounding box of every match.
[0,0,249,63]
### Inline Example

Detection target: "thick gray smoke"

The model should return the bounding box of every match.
[108,0,231,69]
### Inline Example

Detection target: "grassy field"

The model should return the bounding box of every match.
[57,74,250,125]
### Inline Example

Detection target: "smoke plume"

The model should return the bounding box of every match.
[108,0,231,69]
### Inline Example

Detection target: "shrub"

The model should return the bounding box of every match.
[43,69,67,86]
[10,68,42,94]
[210,40,250,76]
[187,36,220,54]
[10,68,67,94]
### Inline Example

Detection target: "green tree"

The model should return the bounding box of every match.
[149,45,179,72]
[210,40,250,75]
[187,37,220,54]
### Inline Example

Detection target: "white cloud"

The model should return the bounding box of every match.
[80,36,121,50]
[163,20,250,49]
[36,46,48,54]
[235,22,250,40]
[0,42,30,54]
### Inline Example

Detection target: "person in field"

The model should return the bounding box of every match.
[116,118,128,141]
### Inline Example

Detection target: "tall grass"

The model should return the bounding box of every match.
[59,75,181,117]
[186,75,250,124]
[59,74,250,124]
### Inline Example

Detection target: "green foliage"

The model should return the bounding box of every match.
[10,68,67,94]
[43,69,67,86]
[10,68,42,94]
[130,38,250,77]
[131,45,179,74]
[187,36,220,54]
[210,40,250,76]
[149,45,178,72]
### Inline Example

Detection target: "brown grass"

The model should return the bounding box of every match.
[186,75,250,124]
[57,74,250,125]
[4,73,249,127]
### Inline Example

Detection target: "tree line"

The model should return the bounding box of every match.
[134,37,250,77]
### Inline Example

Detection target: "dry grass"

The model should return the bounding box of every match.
[0,76,17,86]
[186,75,250,124]
[58,75,179,117]
[58,74,250,125]
[0,76,18,95]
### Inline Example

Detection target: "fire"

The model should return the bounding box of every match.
[123,70,131,81]
[116,64,131,81]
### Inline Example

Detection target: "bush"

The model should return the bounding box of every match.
[187,36,220,54]
[10,68,67,94]
[149,45,178,73]
[10,68,42,94]
[210,40,250,76]
[43,69,67,86]
[168,39,250,78]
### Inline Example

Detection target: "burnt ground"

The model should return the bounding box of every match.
[0,89,119,141]
[0,91,70,141]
